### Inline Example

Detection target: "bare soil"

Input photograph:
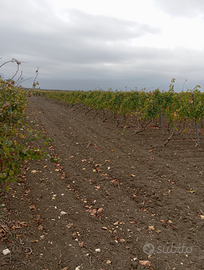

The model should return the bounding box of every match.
[1,95,204,270]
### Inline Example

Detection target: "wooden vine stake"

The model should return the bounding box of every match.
[160,113,163,134]
[192,94,199,145]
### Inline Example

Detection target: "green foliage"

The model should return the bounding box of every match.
[0,79,49,185]
[33,79,204,131]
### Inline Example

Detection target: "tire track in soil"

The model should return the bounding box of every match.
[26,96,204,270]
[2,95,203,270]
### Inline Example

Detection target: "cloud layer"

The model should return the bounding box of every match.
[154,0,204,17]
[1,0,204,91]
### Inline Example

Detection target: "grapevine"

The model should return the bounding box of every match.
[33,80,204,140]
[0,59,53,188]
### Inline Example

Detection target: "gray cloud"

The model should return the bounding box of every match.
[153,0,204,17]
[62,9,161,42]
[0,0,203,92]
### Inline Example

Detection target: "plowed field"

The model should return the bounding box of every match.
[1,95,204,270]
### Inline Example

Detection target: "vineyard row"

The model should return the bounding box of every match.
[33,85,204,132]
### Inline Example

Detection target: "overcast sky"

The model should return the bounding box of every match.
[1,0,204,91]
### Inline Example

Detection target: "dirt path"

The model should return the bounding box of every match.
[1,95,204,270]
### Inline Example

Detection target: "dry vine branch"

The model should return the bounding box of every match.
[164,128,175,146]
[135,120,152,134]
[93,111,99,119]
[0,58,27,83]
